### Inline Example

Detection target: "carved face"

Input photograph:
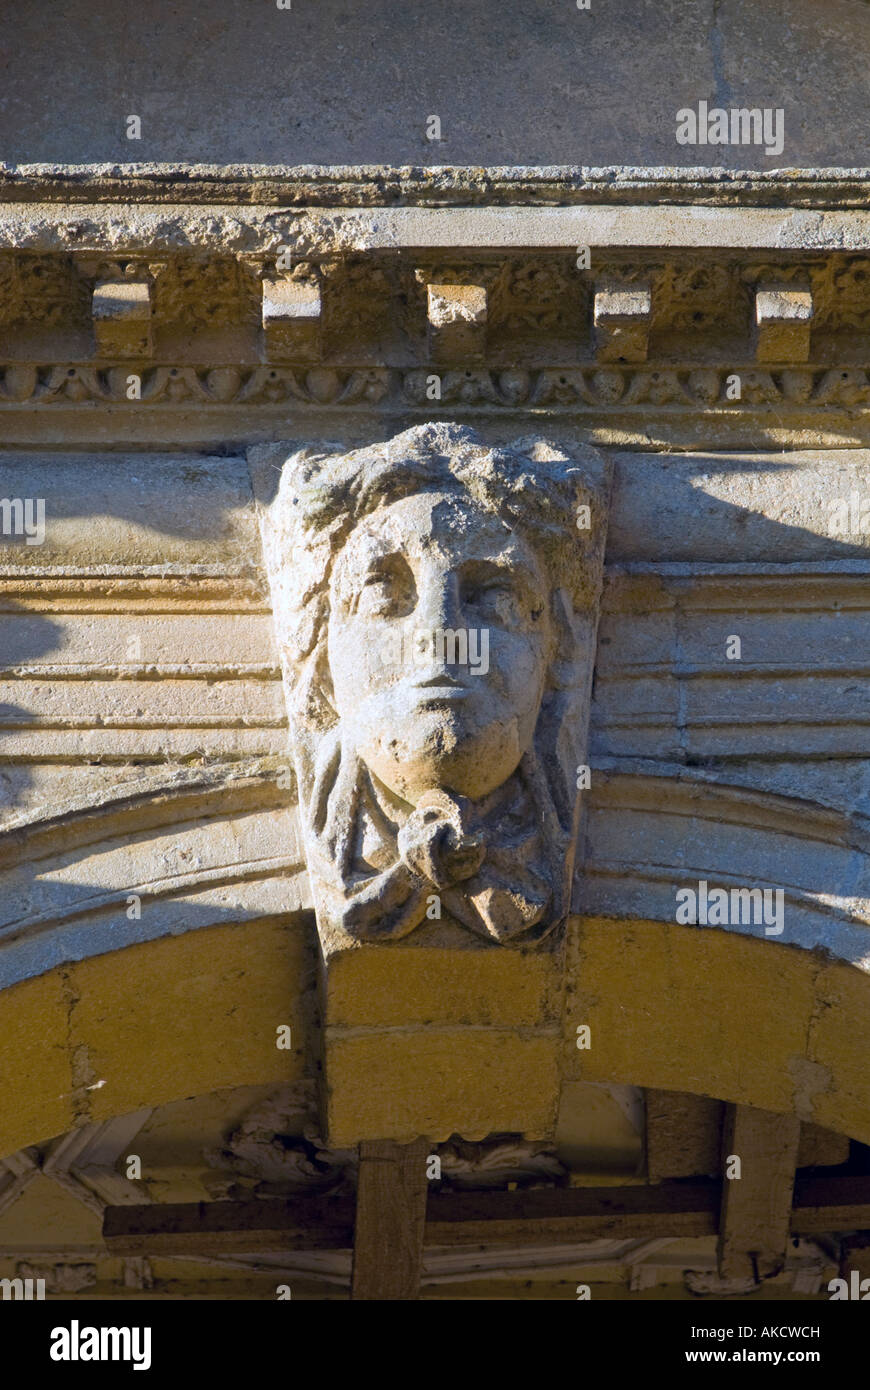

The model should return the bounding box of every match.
[327,492,554,802]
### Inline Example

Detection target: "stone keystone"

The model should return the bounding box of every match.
[251,421,611,957]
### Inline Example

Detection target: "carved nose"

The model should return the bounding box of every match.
[416,573,462,634]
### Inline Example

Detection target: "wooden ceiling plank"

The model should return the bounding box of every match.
[103,1195,355,1256]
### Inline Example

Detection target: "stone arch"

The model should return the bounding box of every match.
[0,918,314,1159]
[0,763,315,1155]
[566,915,870,1144]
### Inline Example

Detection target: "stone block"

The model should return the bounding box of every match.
[324,936,563,1145]
[566,916,816,1116]
[0,452,261,569]
[326,1028,561,1147]
[0,971,73,1153]
[594,281,651,362]
[262,276,322,361]
[325,941,561,1029]
[427,282,488,362]
[755,284,813,362]
[73,921,311,1125]
[92,279,152,358]
[608,451,870,563]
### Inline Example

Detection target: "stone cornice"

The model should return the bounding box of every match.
[4,164,870,209]
[4,203,870,255]
[2,196,870,442]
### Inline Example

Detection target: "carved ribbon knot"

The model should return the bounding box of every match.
[396,790,485,891]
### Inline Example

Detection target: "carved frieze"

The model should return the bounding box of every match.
[0,254,90,328]
[4,363,870,412]
[0,249,869,375]
[434,1135,567,1190]
[0,244,868,450]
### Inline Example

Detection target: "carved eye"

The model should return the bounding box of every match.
[355,557,415,618]
[463,580,505,604]
[460,570,519,621]
[460,564,545,628]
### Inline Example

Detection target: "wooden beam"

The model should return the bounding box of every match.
[717,1104,801,1282]
[351,1139,429,1301]
[791,1175,870,1233]
[103,1196,354,1256]
[645,1090,848,1181]
[103,1173,870,1259]
[798,1122,851,1169]
[103,1181,721,1256]
[646,1089,724,1180]
[426,1181,719,1246]
[428,1176,870,1245]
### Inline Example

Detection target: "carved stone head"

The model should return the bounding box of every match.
[255,423,608,950]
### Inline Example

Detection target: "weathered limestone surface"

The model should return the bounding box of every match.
[1,0,869,167]
[0,165,869,1300]
[3,0,870,1295]
[0,451,275,827]
[566,916,870,1143]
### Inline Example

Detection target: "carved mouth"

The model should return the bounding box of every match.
[415,689,471,703]
[413,675,472,701]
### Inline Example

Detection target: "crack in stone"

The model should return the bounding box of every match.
[788,957,834,1122]
[60,966,93,1127]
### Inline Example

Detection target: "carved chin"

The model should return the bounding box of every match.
[361,718,524,802]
